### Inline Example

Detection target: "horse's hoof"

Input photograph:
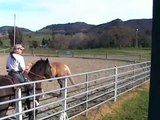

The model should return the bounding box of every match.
[24,106,29,116]
[58,94,62,98]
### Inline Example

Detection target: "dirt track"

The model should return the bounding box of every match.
[0,54,133,119]
[0,54,132,93]
[0,54,131,75]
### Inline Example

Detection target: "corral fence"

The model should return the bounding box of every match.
[0,48,150,62]
[28,49,150,62]
[0,48,10,54]
[0,61,150,120]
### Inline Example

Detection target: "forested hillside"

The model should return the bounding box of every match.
[0,18,152,49]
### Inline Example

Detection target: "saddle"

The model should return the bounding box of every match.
[0,75,34,108]
[0,75,30,92]
[7,75,20,84]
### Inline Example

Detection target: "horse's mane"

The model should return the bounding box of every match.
[25,59,49,73]
[30,59,48,72]
[25,62,34,73]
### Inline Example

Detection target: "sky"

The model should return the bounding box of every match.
[0,0,153,31]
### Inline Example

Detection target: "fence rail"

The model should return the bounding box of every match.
[0,61,150,120]
[0,48,10,54]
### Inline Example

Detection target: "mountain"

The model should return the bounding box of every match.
[0,18,152,35]
[38,22,95,34]
[37,18,152,34]
[125,19,152,31]
[88,19,124,33]
[0,26,33,34]
[88,18,152,33]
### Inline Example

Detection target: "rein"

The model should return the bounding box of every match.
[29,71,46,79]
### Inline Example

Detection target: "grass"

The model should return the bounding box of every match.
[102,84,149,120]
[0,46,151,61]
[73,48,151,55]
[24,48,151,61]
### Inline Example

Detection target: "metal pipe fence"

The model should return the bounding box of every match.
[0,61,150,120]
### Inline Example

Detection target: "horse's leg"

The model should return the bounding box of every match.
[26,90,39,120]
[58,79,63,96]
[26,99,36,120]
[66,67,76,85]
[0,92,10,117]
[0,104,9,118]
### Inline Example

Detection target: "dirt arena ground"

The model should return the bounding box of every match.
[0,54,133,91]
[0,54,131,75]
[0,54,136,119]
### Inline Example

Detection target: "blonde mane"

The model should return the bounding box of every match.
[25,62,34,73]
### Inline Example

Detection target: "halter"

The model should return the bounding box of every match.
[29,71,46,79]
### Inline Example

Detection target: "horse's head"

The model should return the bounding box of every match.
[28,58,53,97]
[43,58,54,78]
[29,58,54,79]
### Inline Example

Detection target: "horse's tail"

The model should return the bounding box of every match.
[64,65,75,85]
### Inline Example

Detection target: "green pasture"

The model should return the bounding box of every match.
[0,34,151,60]
[0,46,151,61]
[24,47,151,61]
[23,34,51,42]
[24,47,151,55]
[0,34,51,47]
[102,83,149,120]
[72,48,151,56]
[0,33,151,60]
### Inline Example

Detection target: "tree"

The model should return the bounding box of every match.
[8,27,23,47]
[32,40,38,48]
[0,39,3,46]
[138,30,152,47]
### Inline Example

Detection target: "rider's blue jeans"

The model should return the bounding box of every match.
[8,71,34,101]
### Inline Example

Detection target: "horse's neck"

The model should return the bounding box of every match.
[28,70,44,81]
[23,72,32,82]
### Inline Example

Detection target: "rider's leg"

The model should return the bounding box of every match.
[12,72,40,106]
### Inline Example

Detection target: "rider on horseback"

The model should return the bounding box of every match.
[6,44,39,106]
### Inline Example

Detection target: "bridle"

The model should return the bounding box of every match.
[28,71,45,91]
[28,71,46,79]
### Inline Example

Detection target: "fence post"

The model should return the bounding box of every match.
[60,78,68,120]
[85,73,89,117]
[33,82,36,120]
[133,63,135,87]
[16,88,23,120]
[71,51,74,57]
[56,50,59,57]
[139,54,142,62]
[114,66,118,102]
[31,48,34,56]
[106,52,108,59]
[144,62,147,81]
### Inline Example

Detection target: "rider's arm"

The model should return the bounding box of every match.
[16,54,26,72]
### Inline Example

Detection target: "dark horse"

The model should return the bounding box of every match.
[0,58,53,120]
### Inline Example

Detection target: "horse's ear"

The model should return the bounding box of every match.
[46,58,49,63]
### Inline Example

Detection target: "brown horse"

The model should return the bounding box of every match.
[26,61,76,96]
[50,62,76,95]
[0,58,53,120]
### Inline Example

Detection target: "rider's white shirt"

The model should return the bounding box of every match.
[6,53,25,72]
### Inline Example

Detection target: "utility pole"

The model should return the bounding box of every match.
[148,0,160,119]
[14,14,16,46]
[135,29,138,48]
